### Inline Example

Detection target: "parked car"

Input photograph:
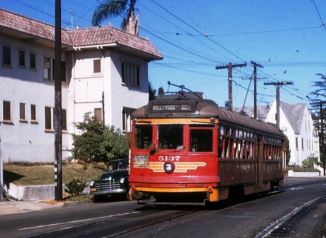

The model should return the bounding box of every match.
[89,159,129,202]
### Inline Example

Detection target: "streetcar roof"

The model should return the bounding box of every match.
[132,92,284,137]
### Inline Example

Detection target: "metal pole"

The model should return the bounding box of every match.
[54,0,63,201]
[320,101,325,176]
[216,63,246,111]
[228,63,233,110]
[253,66,257,119]
[250,61,263,119]
[264,81,293,128]
[276,85,280,128]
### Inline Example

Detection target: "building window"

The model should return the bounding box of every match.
[3,100,11,121]
[2,46,11,66]
[122,107,135,132]
[19,103,26,121]
[94,108,102,122]
[45,106,52,130]
[45,107,67,131]
[43,56,52,80]
[121,61,140,87]
[301,138,304,150]
[62,109,67,131]
[30,53,36,69]
[93,59,101,73]
[295,137,298,150]
[19,50,25,67]
[31,104,36,121]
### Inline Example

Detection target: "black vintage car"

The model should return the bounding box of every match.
[89,159,129,202]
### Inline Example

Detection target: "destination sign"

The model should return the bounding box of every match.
[152,104,192,112]
[148,99,197,113]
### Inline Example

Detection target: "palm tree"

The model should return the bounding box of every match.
[92,0,139,35]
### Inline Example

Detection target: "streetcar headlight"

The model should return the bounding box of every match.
[119,177,125,184]
[133,155,149,168]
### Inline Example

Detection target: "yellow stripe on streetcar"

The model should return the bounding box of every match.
[135,118,218,125]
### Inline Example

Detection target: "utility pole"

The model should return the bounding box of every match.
[264,81,293,128]
[320,101,325,176]
[216,62,247,110]
[250,61,263,119]
[54,0,63,201]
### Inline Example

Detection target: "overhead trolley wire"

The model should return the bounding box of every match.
[312,0,326,31]
[139,2,230,61]
[150,0,247,63]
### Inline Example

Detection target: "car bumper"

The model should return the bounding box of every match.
[90,188,127,196]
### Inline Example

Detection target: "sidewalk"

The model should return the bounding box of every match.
[0,200,64,216]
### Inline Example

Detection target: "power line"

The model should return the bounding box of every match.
[151,25,321,37]
[150,0,246,62]
[12,0,70,26]
[312,0,326,31]
[140,26,218,63]
[152,63,230,78]
[139,2,230,61]
[43,0,91,27]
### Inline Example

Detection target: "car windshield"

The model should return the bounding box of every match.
[108,159,128,170]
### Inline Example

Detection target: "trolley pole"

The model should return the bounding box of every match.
[250,61,263,119]
[216,63,247,110]
[264,81,293,128]
[54,0,63,201]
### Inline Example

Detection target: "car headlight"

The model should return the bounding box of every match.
[120,177,125,184]
[133,155,149,168]
[89,181,95,187]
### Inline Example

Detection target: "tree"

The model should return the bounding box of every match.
[310,73,326,100]
[72,114,129,165]
[92,0,139,35]
[309,73,326,174]
[148,81,156,101]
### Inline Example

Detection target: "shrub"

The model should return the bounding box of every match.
[65,178,86,196]
[72,114,129,165]
[302,156,320,168]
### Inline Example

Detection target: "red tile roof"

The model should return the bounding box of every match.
[0,8,162,60]
[68,26,162,58]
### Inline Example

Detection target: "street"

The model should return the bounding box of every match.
[1,177,326,238]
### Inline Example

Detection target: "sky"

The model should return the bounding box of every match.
[1,0,326,109]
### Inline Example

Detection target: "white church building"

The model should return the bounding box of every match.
[0,9,162,164]
[240,101,320,166]
[265,101,320,166]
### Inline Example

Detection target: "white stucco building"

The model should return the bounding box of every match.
[0,9,162,163]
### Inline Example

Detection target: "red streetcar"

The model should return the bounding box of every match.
[129,91,286,204]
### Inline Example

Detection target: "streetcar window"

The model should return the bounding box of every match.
[158,125,183,149]
[135,125,152,149]
[190,129,213,152]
